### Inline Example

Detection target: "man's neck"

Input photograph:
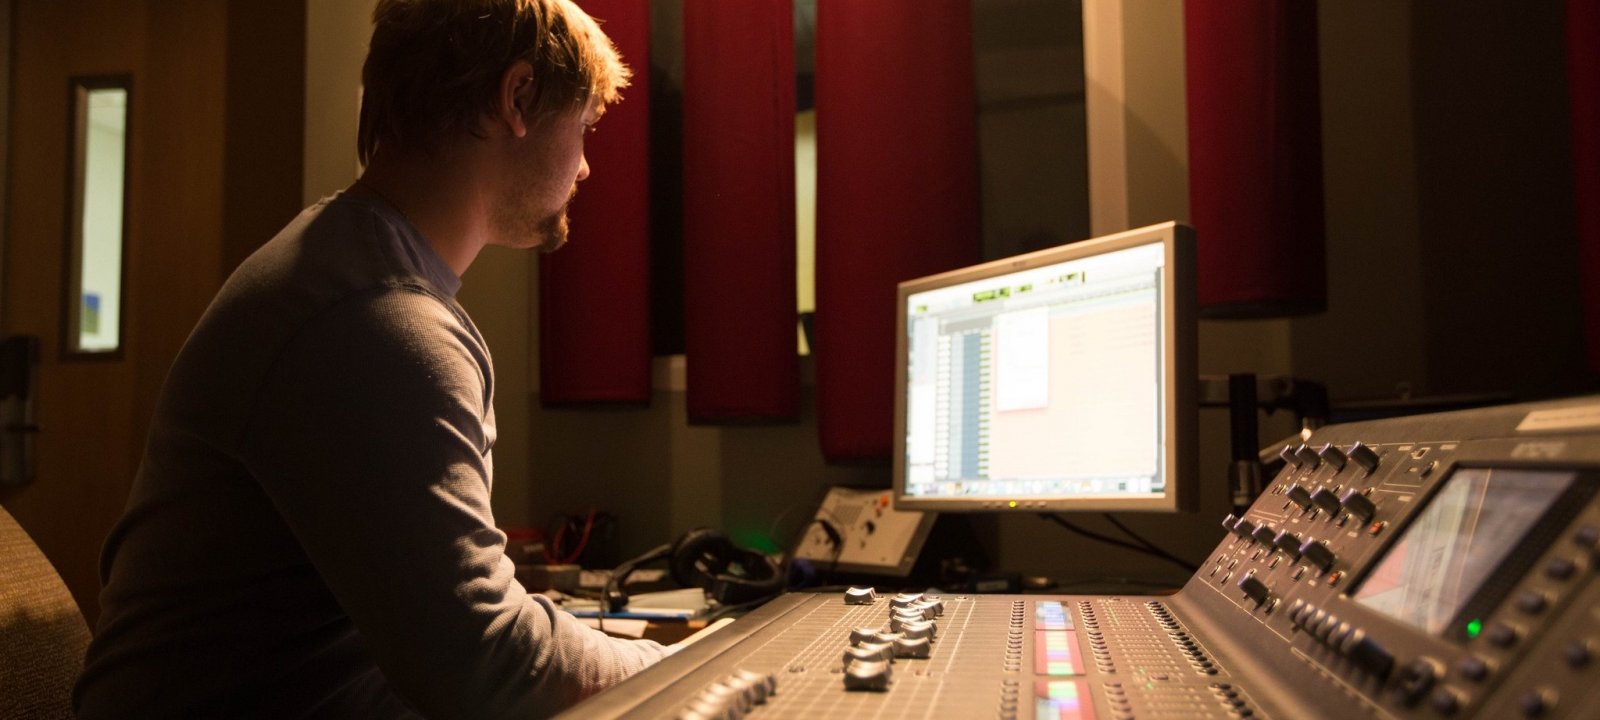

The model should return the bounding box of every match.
[350,149,491,277]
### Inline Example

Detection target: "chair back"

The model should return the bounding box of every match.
[0,504,92,719]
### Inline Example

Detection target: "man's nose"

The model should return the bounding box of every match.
[576,153,591,182]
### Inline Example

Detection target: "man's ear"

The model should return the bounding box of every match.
[495,60,536,139]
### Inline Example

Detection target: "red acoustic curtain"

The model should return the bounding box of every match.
[1185,0,1327,318]
[681,0,799,423]
[814,0,980,462]
[1569,0,1600,372]
[539,0,652,406]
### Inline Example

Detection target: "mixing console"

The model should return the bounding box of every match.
[560,396,1600,719]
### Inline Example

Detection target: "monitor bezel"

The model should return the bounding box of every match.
[891,221,1197,513]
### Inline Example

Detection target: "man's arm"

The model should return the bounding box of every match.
[238,288,665,718]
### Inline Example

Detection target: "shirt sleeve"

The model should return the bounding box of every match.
[236,287,667,719]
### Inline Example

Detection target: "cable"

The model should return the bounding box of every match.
[1039,513,1197,574]
[544,507,598,565]
[597,542,672,635]
[1101,513,1200,573]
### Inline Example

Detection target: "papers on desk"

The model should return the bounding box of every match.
[560,587,711,620]
[574,617,650,638]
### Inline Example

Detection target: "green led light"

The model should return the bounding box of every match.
[1466,619,1483,638]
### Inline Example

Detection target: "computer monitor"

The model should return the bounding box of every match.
[892,221,1197,513]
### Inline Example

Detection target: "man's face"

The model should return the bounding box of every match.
[488,100,600,253]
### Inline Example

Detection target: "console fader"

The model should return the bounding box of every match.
[561,396,1600,719]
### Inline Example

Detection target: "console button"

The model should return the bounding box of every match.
[1565,640,1594,668]
[1395,657,1443,707]
[1431,687,1463,716]
[1458,656,1490,682]
[1516,590,1549,615]
[1348,636,1395,678]
[1546,557,1577,580]
[1520,687,1554,717]
[1575,525,1600,549]
[1487,623,1520,648]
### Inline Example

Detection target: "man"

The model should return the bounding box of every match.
[73,1,666,717]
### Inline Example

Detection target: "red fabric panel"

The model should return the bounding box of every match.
[1185,0,1327,318]
[814,0,980,462]
[539,0,651,405]
[681,0,798,422]
[1569,0,1600,372]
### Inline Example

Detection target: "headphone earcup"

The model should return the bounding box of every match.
[708,547,785,606]
[669,527,735,589]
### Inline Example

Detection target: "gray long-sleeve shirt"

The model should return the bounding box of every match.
[73,194,666,719]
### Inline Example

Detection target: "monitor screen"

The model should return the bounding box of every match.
[1350,467,1577,637]
[892,222,1196,513]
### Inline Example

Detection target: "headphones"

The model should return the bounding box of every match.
[605,528,785,612]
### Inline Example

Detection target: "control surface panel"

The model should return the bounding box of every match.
[562,397,1600,719]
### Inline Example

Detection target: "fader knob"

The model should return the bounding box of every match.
[1349,442,1380,474]
[1280,445,1302,468]
[1286,484,1314,509]
[1233,518,1257,539]
[843,659,892,691]
[1318,443,1348,471]
[1295,444,1322,469]
[1300,539,1336,572]
[1340,489,1378,523]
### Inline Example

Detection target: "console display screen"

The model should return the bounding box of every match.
[1352,468,1574,636]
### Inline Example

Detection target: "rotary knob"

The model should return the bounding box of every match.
[1310,487,1343,515]
[1274,530,1304,559]
[1318,443,1348,471]
[1349,441,1380,474]
[1237,573,1270,606]
[1340,489,1378,523]
[1300,538,1336,572]
[1295,444,1322,469]
[1252,524,1278,546]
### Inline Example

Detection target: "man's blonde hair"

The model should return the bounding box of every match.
[357,0,630,164]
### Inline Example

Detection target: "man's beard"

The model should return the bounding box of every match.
[492,185,577,253]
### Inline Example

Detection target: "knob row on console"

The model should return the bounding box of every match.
[1287,599,1394,679]
[1221,516,1340,573]
[1281,441,1380,475]
[1278,481,1382,525]
[678,669,779,720]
